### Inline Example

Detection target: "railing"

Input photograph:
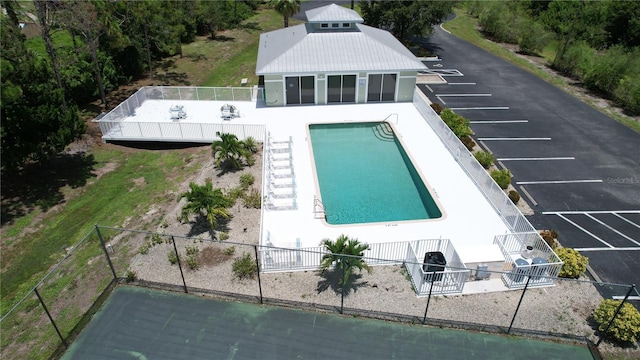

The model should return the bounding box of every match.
[412,90,561,289]
[412,91,536,234]
[405,239,469,295]
[494,233,563,288]
[98,121,266,142]
[259,238,469,295]
[93,86,263,142]
[383,113,399,124]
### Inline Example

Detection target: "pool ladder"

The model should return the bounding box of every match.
[313,196,326,219]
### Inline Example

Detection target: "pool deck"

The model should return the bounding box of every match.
[116,98,511,272]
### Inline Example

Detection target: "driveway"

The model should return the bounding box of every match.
[418,25,640,300]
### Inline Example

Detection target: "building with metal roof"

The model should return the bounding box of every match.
[256,3,427,106]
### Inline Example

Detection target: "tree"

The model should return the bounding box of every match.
[360,0,454,41]
[271,0,300,28]
[179,179,233,230]
[320,234,371,312]
[212,132,249,170]
[33,0,67,110]
[1,14,85,171]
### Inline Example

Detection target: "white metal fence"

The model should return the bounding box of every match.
[494,232,563,288]
[259,237,469,295]
[94,86,264,142]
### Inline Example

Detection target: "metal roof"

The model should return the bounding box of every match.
[305,3,363,23]
[256,23,427,75]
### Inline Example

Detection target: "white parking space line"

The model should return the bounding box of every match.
[612,296,640,301]
[516,180,602,185]
[542,210,640,215]
[614,213,640,229]
[518,185,537,206]
[574,247,640,252]
[425,85,434,93]
[497,157,575,161]
[435,94,492,97]
[436,95,446,105]
[585,213,640,246]
[447,82,476,85]
[470,120,528,124]
[555,214,614,248]
[478,137,551,141]
[451,107,509,110]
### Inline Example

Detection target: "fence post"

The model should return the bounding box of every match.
[508,275,531,334]
[253,245,263,304]
[422,273,435,324]
[95,225,117,281]
[34,288,68,349]
[596,284,636,346]
[172,236,188,293]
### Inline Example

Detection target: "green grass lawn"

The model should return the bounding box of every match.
[442,7,640,133]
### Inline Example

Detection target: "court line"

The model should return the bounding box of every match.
[470,120,528,124]
[498,157,575,161]
[585,213,640,246]
[516,180,602,185]
[435,94,492,97]
[450,107,509,110]
[478,137,551,141]
[555,213,614,248]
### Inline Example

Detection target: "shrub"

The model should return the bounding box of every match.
[508,190,520,204]
[125,270,137,283]
[186,255,199,270]
[138,242,151,255]
[552,41,595,79]
[151,234,164,245]
[242,136,259,154]
[490,169,511,189]
[239,173,255,190]
[168,250,178,265]
[593,299,640,344]
[440,109,472,139]
[227,186,245,201]
[583,45,631,97]
[555,247,588,279]
[242,188,262,209]
[245,152,255,166]
[540,230,558,249]
[614,74,640,115]
[219,231,229,241]
[430,102,443,114]
[232,253,257,279]
[225,246,236,256]
[474,151,495,169]
[477,1,519,44]
[185,245,200,256]
[461,136,476,151]
[518,19,551,56]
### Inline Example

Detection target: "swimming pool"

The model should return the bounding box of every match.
[308,122,443,225]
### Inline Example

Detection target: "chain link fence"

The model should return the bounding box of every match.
[2,226,638,359]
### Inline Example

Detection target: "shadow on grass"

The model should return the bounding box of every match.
[240,22,262,31]
[1,152,98,226]
[316,269,368,297]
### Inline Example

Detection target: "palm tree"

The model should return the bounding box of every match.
[179,179,233,230]
[212,132,248,170]
[320,234,371,313]
[271,0,301,28]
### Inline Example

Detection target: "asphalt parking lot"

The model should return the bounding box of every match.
[418,26,640,300]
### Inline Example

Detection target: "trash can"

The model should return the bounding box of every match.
[423,251,446,282]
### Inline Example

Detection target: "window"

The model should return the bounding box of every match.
[327,75,356,103]
[321,23,328,28]
[332,23,339,28]
[367,74,397,102]
[342,23,350,28]
[285,76,315,105]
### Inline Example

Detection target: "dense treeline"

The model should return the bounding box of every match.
[466,0,640,115]
[0,0,259,172]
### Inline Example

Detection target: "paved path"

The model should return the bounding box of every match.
[418,25,640,299]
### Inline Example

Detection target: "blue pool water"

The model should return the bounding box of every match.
[309,122,442,225]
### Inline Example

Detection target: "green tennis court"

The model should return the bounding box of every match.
[63,286,594,359]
